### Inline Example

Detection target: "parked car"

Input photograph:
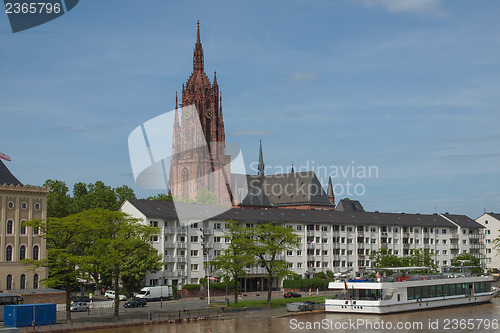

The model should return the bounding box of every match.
[71,296,91,303]
[123,298,147,308]
[105,290,127,300]
[70,302,89,312]
[284,292,302,298]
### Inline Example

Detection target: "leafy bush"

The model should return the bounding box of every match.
[283,278,329,291]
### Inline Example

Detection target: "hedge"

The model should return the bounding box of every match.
[283,278,329,290]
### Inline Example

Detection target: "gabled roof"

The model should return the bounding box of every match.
[441,213,485,229]
[485,213,500,221]
[232,171,334,208]
[124,199,459,228]
[0,160,22,186]
[336,199,365,212]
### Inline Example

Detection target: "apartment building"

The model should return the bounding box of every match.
[476,213,500,269]
[120,199,486,292]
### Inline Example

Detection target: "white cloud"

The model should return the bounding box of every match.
[361,0,448,17]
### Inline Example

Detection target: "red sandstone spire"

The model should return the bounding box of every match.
[193,20,204,71]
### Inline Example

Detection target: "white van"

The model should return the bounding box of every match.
[135,286,172,301]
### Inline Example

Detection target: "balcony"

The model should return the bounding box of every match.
[306,242,316,249]
[164,270,177,278]
[202,228,214,235]
[164,256,176,263]
[177,256,187,263]
[357,243,365,249]
[245,267,268,275]
[178,270,187,277]
[165,227,187,234]
[450,233,459,240]
[469,233,485,239]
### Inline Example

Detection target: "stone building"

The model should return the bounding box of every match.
[0,160,48,291]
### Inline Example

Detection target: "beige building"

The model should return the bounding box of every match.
[0,160,48,291]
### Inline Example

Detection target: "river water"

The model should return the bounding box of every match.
[82,299,500,333]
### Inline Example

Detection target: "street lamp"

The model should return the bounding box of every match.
[200,229,210,305]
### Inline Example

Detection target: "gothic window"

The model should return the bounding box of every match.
[6,220,13,234]
[20,274,26,289]
[19,245,26,260]
[20,220,26,234]
[6,245,13,261]
[6,274,12,290]
[33,245,39,260]
[33,274,39,289]
[182,168,189,198]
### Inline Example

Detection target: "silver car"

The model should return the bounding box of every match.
[70,302,89,312]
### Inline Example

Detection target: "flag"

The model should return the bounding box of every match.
[344,280,348,292]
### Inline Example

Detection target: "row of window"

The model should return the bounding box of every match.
[6,201,41,210]
[4,220,39,235]
[5,245,39,262]
[299,225,457,234]
[5,273,39,290]
[407,282,492,300]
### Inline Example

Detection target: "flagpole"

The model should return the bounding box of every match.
[208,271,210,305]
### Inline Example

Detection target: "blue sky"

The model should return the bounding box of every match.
[1,0,500,218]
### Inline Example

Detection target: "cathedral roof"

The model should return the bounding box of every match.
[231,171,334,208]
[0,160,23,186]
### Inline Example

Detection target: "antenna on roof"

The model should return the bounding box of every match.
[434,206,437,214]
[0,152,11,161]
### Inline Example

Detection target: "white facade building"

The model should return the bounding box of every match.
[121,199,486,292]
[476,213,500,269]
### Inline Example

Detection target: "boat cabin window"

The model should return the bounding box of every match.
[407,281,491,300]
[336,289,382,300]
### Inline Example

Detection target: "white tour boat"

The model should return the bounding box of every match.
[325,267,498,314]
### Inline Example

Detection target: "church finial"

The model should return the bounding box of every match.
[197,20,200,43]
[193,21,204,71]
[327,176,335,206]
[175,91,178,109]
[258,139,265,177]
[291,162,294,173]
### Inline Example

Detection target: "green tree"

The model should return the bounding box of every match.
[451,253,484,275]
[120,246,163,295]
[72,181,118,212]
[211,220,254,304]
[145,193,173,201]
[83,209,161,320]
[407,249,437,272]
[22,213,97,323]
[43,179,72,218]
[247,223,301,308]
[114,185,137,206]
[195,188,218,205]
[369,247,402,269]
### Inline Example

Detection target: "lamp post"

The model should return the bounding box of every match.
[200,229,210,305]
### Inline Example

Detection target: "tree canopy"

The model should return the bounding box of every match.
[211,220,254,304]
[44,179,136,217]
[23,209,161,322]
[370,248,437,273]
[246,223,301,308]
[451,253,484,275]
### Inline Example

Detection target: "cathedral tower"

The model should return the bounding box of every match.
[169,22,231,204]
